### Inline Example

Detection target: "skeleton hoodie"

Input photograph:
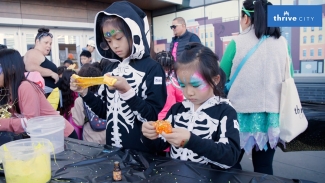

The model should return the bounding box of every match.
[142,97,241,169]
[82,1,167,152]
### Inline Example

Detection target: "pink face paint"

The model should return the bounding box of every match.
[190,72,209,91]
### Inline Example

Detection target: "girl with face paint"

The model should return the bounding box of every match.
[142,43,240,169]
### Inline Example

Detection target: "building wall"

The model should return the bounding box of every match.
[0,0,152,66]
[0,0,152,24]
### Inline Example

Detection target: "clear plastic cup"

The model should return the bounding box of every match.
[0,138,52,183]
[26,115,65,154]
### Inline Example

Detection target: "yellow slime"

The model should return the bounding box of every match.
[2,143,51,183]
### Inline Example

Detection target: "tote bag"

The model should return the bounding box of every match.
[279,38,308,142]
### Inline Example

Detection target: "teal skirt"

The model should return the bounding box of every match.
[238,112,280,153]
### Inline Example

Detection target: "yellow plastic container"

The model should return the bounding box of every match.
[0,138,52,183]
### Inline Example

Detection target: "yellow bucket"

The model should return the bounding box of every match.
[0,138,52,183]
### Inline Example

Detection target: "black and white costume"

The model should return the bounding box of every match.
[142,96,241,168]
[82,2,167,152]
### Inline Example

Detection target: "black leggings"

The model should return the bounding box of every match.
[233,142,276,175]
[68,130,78,139]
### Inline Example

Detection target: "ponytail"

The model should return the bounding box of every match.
[242,0,281,39]
[253,0,266,39]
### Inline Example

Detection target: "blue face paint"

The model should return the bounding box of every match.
[178,78,185,88]
[0,65,2,74]
[190,72,208,91]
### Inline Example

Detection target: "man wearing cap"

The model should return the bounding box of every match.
[86,40,96,53]
[169,17,201,61]
[83,40,96,62]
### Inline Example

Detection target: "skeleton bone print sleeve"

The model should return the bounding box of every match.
[122,63,167,122]
[142,97,241,169]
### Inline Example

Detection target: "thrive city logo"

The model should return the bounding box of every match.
[294,105,304,119]
[273,11,315,22]
[268,5,322,27]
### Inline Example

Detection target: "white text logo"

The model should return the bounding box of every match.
[273,11,314,22]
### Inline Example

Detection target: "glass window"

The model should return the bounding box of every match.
[303,27,307,32]
[205,42,208,46]
[311,27,314,31]
[1,34,15,49]
[319,35,322,42]
[311,35,314,43]
[205,33,208,38]
[303,36,306,43]
[318,48,322,56]
[310,49,314,56]
[210,41,213,47]
[57,35,80,66]
[210,32,213,37]
[319,27,322,31]
[303,50,306,57]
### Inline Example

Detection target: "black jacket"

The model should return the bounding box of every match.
[82,1,167,152]
[142,97,241,168]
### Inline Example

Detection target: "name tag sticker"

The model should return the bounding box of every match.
[154,77,162,85]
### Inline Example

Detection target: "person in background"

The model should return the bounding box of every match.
[0,49,76,146]
[57,66,67,78]
[0,44,7,50]
[141,43,240,169]
[83,40,96,63]
[169,17,201,61]
[70,1,167,152]
[23,28,60,96]
[59,69,81,139]
[155,51,183,120]
[63,59,74,68]
[80,50,92,67]
[220,0,293,175]
[71,64,106,144]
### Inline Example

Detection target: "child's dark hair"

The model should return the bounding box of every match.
[57,66,67,76]
[59,69,76,117]
[78,63,102,93]
[99,58,111,72]
[99,15,133,60]
[155,51,174,78]
[175,42,222,96]
[242,0,281,39]
[63,59,73,65]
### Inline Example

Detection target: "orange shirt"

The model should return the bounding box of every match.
[0,81,74,137]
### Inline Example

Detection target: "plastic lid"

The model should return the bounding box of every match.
[0,138,53,160]
[26,115,65,129]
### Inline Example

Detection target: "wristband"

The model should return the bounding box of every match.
[180,139,188,148]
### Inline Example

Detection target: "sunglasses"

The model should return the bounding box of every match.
[37,32,53,40]
[170,24,182,30]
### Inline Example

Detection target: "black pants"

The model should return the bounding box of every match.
[68,130,78,139]
[0,131,29,146]
[233,142,276,175]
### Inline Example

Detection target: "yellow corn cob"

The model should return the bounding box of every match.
[72,74,117,89]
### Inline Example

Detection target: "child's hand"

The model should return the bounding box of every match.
[70,76,88,96]
[104,74,131,94]
[142,121,159,140]
[161,128,190,148]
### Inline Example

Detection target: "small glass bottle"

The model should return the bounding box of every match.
[113,161,122,181]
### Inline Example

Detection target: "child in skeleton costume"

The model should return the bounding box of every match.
[70,1,167,152]
[142,43,241,169]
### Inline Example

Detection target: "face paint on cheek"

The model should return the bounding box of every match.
[191,72,209,91]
